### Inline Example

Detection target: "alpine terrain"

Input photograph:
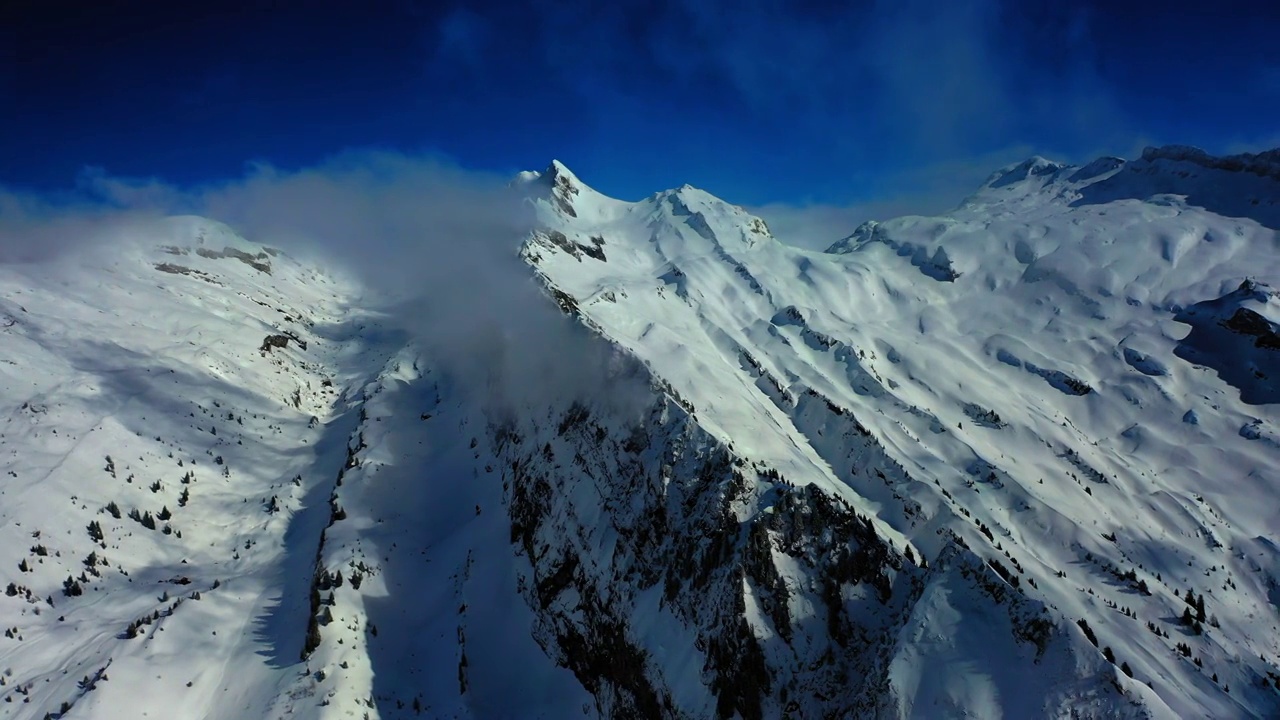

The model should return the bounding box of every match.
[1,145,1279,719]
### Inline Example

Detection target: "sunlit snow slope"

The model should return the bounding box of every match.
[0,220,384,718]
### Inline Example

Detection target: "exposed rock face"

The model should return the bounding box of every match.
[196,246,273,273]
[1223,308,1280,349]
[1141,145,1280,181]
[491,391,1129,719]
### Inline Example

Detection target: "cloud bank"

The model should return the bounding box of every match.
[0,153,649,419]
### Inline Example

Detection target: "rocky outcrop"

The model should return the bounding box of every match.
[195,246,273,273]
[491,385,1111,718]
[1141,145,1280,182]
[260,332,307,353]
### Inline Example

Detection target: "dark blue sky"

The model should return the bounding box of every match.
[4,0,1279,207]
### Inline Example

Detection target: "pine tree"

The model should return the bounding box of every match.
[1103,646,1115,664]
[1121,662,1133,678]
[1195,594,1206,623]
[62,576,82,597]
[301,619,322,660]
[1076,618,1098,646]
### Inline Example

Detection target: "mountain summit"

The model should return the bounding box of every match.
[1,147,1278,719]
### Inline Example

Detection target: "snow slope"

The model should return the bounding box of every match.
[1,145,1279,719]
[519,150,1280,718]
[0,218,379,718]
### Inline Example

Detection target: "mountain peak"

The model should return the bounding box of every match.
[516,159,636,225]
[543,159,598,198]
[546,158,577,180]
[510,159,591,219]
[512,160,587,193]
[984,155,1070,189]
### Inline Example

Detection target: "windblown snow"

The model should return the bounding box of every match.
[1,146,1279,719]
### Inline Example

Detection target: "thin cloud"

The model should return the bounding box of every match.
[753,145,1041,251]
[0,186,166,263]
[510,0,1132,174]
[76,167,192,212]
[432,7,491,72]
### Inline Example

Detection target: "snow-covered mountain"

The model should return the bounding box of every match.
[2,147,1279,719]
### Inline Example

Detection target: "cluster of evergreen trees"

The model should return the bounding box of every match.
[1181,588,1208,634]
[127,508,157,530]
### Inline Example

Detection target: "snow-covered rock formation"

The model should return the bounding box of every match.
[1,146,1278,719]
